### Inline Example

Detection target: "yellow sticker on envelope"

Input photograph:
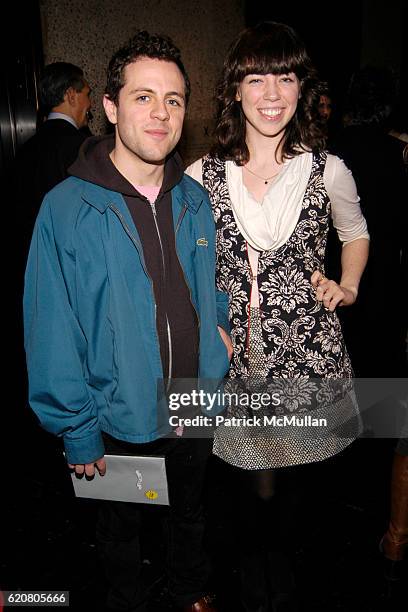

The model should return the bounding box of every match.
[145,490,158,500]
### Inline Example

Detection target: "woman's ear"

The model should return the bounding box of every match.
[235,88,241,102]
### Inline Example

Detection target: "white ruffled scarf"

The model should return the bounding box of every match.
[226,152,313,252]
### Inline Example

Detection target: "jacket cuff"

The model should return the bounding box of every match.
[64,430,105,465]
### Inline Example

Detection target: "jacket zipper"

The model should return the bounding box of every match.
[109,202,199,388]
[150,200,173,391]
[108,203,160,368]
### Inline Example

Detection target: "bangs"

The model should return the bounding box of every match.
[237,55,301,80]
[231,23,309,82]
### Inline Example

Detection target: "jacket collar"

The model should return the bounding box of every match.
[172,176,205,214]
[79,174,205,215]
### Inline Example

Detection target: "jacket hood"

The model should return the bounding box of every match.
[68,134,185,197]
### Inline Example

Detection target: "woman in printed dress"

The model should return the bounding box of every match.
[187,22,369,611]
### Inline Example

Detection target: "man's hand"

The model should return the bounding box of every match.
[217,325,234,360]
[311,270,357,311]
[68,456,106,477]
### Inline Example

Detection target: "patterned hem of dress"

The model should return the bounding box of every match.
[212,435,356,470]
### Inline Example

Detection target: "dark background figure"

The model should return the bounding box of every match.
[13,61,92,262]
[317,87,342,151]
[328,65,407,378]
[318,92,332,123]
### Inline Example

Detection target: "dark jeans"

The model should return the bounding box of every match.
[96,433,211,611]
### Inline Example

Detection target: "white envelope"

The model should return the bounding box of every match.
[69,454,169,505]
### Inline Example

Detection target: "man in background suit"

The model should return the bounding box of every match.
[15,62,92,257]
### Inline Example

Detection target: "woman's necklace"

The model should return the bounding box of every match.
[244,165,280,185]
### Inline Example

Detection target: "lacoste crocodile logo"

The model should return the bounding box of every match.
[196,237,208,247]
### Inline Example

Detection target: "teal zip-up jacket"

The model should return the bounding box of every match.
[23,174,230,465]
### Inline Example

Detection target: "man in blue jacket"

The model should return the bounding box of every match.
[24,30,232,612]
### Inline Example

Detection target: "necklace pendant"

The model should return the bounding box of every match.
[264,180,268,185]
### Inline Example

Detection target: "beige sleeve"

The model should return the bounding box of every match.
[185,158,204,186]
[324,154,370,244]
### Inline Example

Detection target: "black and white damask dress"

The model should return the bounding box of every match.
[187,151,368,469]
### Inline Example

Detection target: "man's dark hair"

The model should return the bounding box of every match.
[105,30,190,105]
[39,62,86,113]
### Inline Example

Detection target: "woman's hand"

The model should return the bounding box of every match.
[311,270,358,311]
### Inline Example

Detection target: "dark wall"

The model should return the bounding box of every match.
[1,3,43,179]
[2,3,44,461]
